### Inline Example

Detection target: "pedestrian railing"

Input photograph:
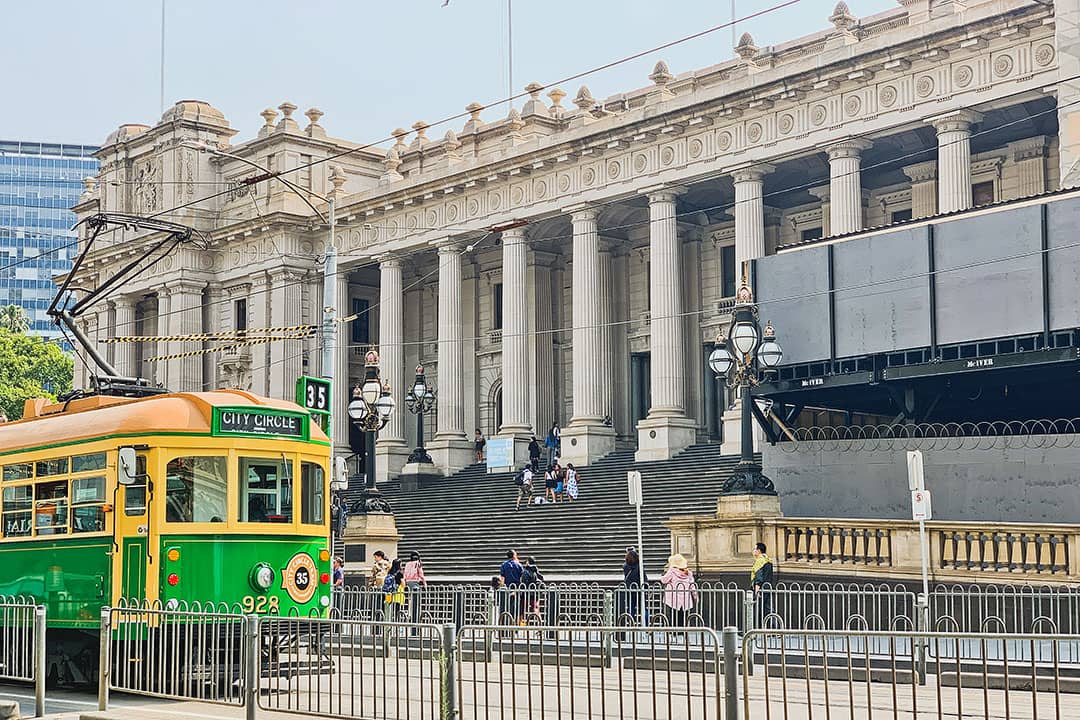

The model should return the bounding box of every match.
[0,595,45,718]
[929,583,1080,634]
[743,627,1080,719]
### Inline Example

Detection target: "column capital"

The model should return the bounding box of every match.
[729,163,775,184]
[376,253,403,268]
[902,160,938,183]
[432,237,465,254]
[927,109,983,134]
[162,278,207,294]
[640,185,688,203]
[108,294,137,310]
[567,205,600,224]
[808,184,831,202]
[825,138,873,160]
[500,226,528,245]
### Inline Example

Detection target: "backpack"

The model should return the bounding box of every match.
[515,471,526,487]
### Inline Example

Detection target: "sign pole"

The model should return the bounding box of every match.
[628,470,646,630]
[907,450,932,640]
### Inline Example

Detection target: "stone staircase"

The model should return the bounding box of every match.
[366,443,749,582]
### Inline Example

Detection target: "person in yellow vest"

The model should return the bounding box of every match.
[750,542,775,626]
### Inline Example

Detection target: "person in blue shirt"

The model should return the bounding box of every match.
[499,549,525,624]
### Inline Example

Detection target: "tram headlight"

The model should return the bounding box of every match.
[249,563,275,592]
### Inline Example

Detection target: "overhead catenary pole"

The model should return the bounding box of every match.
[322,197,337,445]
[160,0,166,114]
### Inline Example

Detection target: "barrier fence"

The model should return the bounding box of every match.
[0,596,45,718]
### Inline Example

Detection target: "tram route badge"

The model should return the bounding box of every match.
[282,552,318,604]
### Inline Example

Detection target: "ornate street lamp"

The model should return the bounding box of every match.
[347,350,396,510]
[404,364,437,464]
[709,284,784,496]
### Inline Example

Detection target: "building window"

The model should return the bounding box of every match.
[800,227,823,242]
[351,298,370,345]
[972,181,995,207]
[234,298,247,333]
[720,245,736,298]
[890,209,913,223]
[492,283,503,330]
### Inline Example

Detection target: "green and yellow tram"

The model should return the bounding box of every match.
[0,389,333,682]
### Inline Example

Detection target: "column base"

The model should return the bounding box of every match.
[716,491,782,519]
[342,513,400,578]
[561,423,616,466]
[635,416,697,462]
[428,435,475,477]
[720,405,760,456]
[375,440,411,484]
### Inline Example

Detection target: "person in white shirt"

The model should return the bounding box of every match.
[515,465,534,511]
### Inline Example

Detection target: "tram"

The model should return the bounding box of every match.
[0,388,333,683]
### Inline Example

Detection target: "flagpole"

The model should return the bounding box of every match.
[507,0,513,111]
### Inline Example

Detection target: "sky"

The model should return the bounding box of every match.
[3,0,897,148]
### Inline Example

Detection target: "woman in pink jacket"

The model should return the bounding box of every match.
[403,551,427,627]
[660,553,699,628]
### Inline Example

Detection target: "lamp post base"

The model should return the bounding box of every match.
[406,446,434,465]
[720,462,778,496]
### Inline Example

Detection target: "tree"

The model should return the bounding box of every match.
[0,330,74,420]
[0,305,30,334]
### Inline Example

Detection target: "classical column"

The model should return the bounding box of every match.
[636,188,697,462]
[732,165,774,273]
[161,280,206,393]
[429,242,473,474]
[376,256,410,480]
[111,295,137,379]
[202,283,222,391]
[809,185,831,237]
[332,273,351,457]
[249,273,270,396]
[563,207,615,465]
[268,269,303,399]
[598,242,615,426]
[1009,136,1049,199]
[931,110,982,214]
[827,140,872,235]
[902,161,938,219]
[499,227,532,449]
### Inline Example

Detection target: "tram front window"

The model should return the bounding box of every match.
[239,457,293,523]
[166,456,227,523]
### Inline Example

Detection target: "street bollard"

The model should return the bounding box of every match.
[742,591,755,676]
[244,615,258,720]
[441,623,458,720]
[723,626,739,720]
[602,590,614,667]
[98,607,111,711]
[915,593,928,685]
[33,605,45,718]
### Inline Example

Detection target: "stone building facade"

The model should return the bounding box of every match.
[71,0,1074,480]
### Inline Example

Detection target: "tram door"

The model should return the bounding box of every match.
[114,454,150,603]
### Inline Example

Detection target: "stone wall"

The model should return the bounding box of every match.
[764,437,1080,524]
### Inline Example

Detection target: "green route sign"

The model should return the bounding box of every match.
[296,376,331,416]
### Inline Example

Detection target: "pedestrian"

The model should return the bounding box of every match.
[528,436,541,472]
[564,463,579,501]
[619,547,648,633]
[751,542,775,625]
[332,556,345,587]
[521,556,546,620]
[490,575,511,630]
[474,428,486,463]
[382,558,406,622]
[404,551,427,627]
[369,550,391,589]
[544,464,559,504]
[515,464,534,510]
[544,423,561,466]
[500,549,525,623]
[660,553,698,629]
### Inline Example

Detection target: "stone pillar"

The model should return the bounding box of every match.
[375,256,410,481]
[429,243,473,474]
[598,242,615,428]
[902,161,938,219]
[1009,136,1049,199]
[732,165,774,274]
[268,269,303,400]
[202,283,222,391]
[827,140,872,236]
[931,110,982,214]
[682,230,704,429]
[332,273,352,457]
[528,257,555,439]
[111,295,137,379]
[249,273,270,396]
[163,280,206,393]
[611,249,632,438]
[498,226,533,465]
[636,188,696,461]
[808,185,831,237]
[1058,0,1080,187]
[563,207,615,466]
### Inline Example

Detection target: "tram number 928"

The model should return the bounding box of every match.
[240,595,281,614]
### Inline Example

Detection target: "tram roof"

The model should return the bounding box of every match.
[0,390,329,455]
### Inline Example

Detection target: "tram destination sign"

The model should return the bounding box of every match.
[212,407,310,440]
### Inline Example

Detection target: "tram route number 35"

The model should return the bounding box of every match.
[296,376,331,415]
[240,595,281,614]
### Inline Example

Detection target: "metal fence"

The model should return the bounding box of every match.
[0,596,45,718]
[743,627,1080,719]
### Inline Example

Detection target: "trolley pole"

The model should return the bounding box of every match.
[98,607,111,711]
[322,197,337,445]
[33,605,45,718]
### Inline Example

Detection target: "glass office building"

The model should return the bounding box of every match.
[0,140,99,340]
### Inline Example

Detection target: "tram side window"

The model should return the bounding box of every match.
[72,453,107,474]
[166,456,227,523]
[2,464,32,482]
[71,476,106,533]
[301,462,324,525]
[2,486,32,537]
[239,457,293,523]
[34,480,68,536]
[36,458,68,478]
[124,455,148,517]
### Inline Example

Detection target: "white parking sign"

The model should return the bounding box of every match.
[911,489,932,521]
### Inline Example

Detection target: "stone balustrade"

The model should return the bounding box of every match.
[666,505,1080,585]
